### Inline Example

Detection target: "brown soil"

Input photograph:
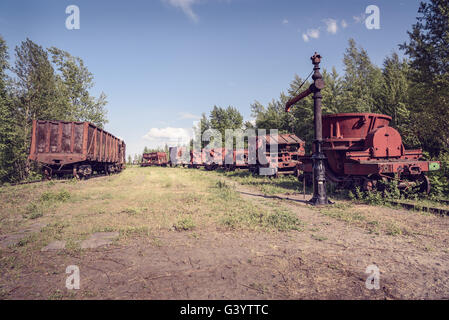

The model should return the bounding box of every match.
[1,183,448,300]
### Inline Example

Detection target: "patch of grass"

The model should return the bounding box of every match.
[24,202,44,219]
[386,222,403,236]
[151,237,163,247]
[366,220,381,234]
[214,179,236,200]
[264,209,303,231]
[318,203,366,224]
[221,207,303,232]
[0,255,20,270]
[120,226,150,237]
[311,234,328,241]
[40,190,71,203]
[173,216,196,231]
[15,237,30,247]
[221,171,305,195]
[41,222,67,240]
[48,289,64,300]
[120,207,141,215]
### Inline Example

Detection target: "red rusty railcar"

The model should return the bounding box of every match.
[169,146,190,167]
[29,120,126,179]
[189,150,204,168]
[299,113,440,193]
[225,149,249,171]
[203,148,226,171]
[249,133,306,176]
[141,152,168,167]
[202,148,249,171]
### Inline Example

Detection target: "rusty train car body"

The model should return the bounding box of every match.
[29,120,126,179]
[167,134,304,176]
[169,147,190,167]
[141,152,168,167]
[298,113,440,193]
[249,134,305,176]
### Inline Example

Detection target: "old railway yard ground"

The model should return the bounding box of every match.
[0,167,448,300]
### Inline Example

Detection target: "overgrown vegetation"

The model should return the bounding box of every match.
[0,36,107,183]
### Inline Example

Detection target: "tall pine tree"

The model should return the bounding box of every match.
[400,0,449,155]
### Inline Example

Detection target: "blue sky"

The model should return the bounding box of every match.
[0,0,421,156]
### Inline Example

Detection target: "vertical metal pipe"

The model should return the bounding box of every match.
[310,53,330,206]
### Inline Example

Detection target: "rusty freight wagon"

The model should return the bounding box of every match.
[224,149,250,171]
[298,113,440,193]
[29,120,126,179]
[141,152,168,167]
[168,147,190,167]
[249,133,306,177]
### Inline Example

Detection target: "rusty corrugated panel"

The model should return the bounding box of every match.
[278,134,303,145]
[28,120,125,168]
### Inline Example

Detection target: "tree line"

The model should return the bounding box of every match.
[0,37,108,182]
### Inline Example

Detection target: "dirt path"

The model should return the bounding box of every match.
[1,180,448,299]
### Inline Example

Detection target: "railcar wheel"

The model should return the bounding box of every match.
[362,178,375,192]
[73,166,80,180]
[78,165,92,180]
[43,169,52,181]
[362,175,388,192]
[413,174,431,195]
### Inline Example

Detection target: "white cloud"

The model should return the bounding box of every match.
[178,112,200,120]
[307,28,320,39]
[323,18,338,34]
[302,28,320,42]
[143,127,193,146]
[282,19,289,25]
[341,19,348,29]
[165,0,199,23]
[302,33,309,42]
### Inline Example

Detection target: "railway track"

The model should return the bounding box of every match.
[385,200,449,216]
[5,172,113,187]
[263,191,449,217]
[435,198,449,206]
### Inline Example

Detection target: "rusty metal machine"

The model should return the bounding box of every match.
[141,152,168,167]
[299,113,440,193]
[29,120,126,179]
[285,53,439,195]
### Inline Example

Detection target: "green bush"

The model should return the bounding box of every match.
[428,152,449,199]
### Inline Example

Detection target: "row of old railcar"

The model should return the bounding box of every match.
[29,112,438,194]
[165,133,305,177]
[164,112,440,193]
